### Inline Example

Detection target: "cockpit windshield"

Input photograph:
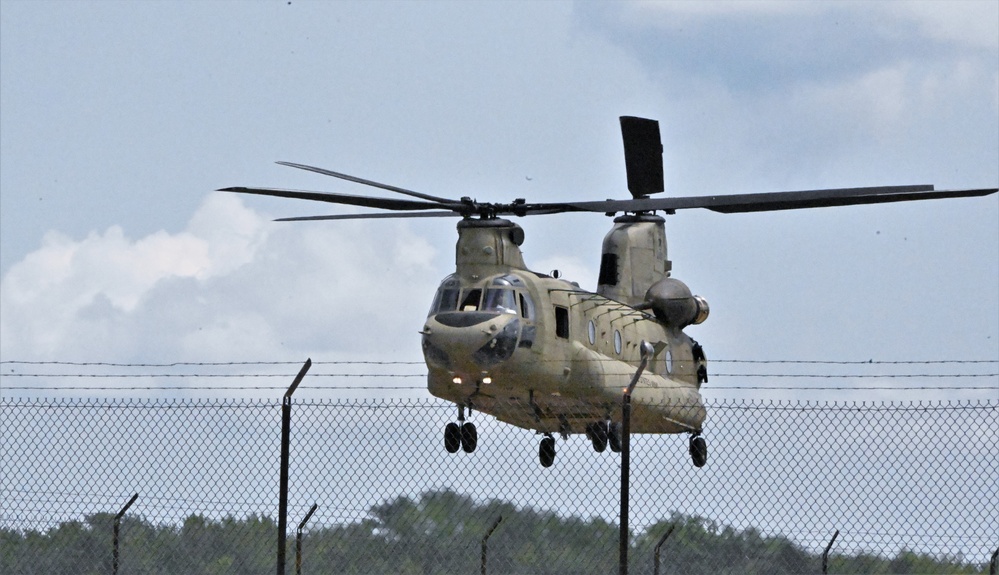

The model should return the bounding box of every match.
[430,275,461,314]
[429,274,535,319]
[482,287,517,314]
[459,289,482,311]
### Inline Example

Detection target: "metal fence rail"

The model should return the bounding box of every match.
[2,397,997,574]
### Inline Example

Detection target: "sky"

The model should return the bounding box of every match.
[1,0,997,402]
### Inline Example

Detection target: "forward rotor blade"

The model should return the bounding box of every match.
[276,161,459,204]
[620,116,664,198]
[219,186,461,212]
[561,185,998,215]
[276,211,462,222]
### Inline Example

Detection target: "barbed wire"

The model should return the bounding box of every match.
[4,386,998,392]
[2,359,995,391]
[0,360,420,367]
[3,372,997,380]
[3,359,997,367]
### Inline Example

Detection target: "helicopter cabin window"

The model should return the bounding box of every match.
[555,306,569,339]
[519,293,535,320]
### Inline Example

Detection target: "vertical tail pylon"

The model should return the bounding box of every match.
[596,214,671,307]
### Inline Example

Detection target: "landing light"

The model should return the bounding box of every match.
[452,376,463,385]
[482,376,492,385]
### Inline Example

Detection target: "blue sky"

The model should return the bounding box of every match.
[1,1,996,401]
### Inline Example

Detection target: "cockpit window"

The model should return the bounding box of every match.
[430,276,461,314]
[481,275,536,318]
[483,288,518,314]
[460,289,482,311]
[433,288,460,313]
[431,274,535,318]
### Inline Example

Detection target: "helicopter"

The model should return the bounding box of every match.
[222,116,997,468]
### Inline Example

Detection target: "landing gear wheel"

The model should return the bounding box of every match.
[460,422,477,453]
[444,422,461,453]
[587,422,608,453]
[608,422,623,453]
[689,435,707,468]
[539,435,556,468]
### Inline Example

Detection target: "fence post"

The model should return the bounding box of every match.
[652,524,675,575]
[620,341,653,575]
[480,515,503,575]
[296,503,318,575]
[278,359,312,575]
[112,493,138,575]
[822,530,839,574]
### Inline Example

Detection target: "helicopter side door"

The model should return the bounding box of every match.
[545,285,576,387]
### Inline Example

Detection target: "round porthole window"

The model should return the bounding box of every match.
[664,349,673,374]
[614,330,622,355]
[587,320,596,345]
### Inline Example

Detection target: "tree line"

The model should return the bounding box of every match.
[1,490,985,574]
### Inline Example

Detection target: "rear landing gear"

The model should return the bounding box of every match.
[539,434,556,468]
[585,420,622,453]
[585,422,608,452]
[608,422,622,453]
[444,404,477,454]
[528,420,705,468]
[689,432,707,468]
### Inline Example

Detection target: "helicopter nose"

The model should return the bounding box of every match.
[422,312,520,371]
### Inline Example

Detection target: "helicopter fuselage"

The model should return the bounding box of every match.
[421,217,708,437]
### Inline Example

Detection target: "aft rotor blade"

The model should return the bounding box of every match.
[700,186,998,213]
[219,186,461,212]
[276,161,459,204]
[620,116,664,198]
[561,185,998,214]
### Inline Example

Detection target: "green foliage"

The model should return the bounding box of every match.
[1,491,987,574]
[824,549,985,575]
[630,514,814,575]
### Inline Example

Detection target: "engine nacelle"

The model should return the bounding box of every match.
[641,278,709,328]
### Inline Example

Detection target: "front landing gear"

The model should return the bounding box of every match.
[444,404,477,454]
[688,432,707,468]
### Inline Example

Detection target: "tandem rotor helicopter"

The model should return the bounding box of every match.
[223,117,997,468]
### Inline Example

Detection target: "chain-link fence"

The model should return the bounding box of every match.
[2,396,997,574]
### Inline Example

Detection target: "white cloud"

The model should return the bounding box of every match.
[0,195,259,359]
[626,0,820,18]
[0,194,441,370]
[891,0,999,50]
[623,0,998,52]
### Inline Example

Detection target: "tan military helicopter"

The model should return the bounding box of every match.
[223,117,997,468]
